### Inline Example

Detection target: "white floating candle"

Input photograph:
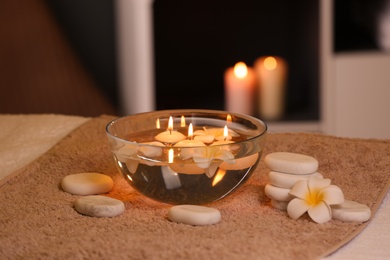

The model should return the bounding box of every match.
[155,116,186,143]
[174,123,206,159]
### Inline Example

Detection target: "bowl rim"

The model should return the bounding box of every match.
[106,109,267,148]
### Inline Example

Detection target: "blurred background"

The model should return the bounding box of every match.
[0,0,389,138]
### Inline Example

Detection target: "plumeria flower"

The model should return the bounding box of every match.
[287,177,344,224]
[192,146,235,177]
[193,127,239,143]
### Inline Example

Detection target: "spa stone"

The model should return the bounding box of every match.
[74,195,125,217]
[271,199,288,211]
[265,152,318,174]
[264,184,294,202]
[331,200,371,222]
[168,205,221,226]
[268,171,323,189]
[61,172,114,195]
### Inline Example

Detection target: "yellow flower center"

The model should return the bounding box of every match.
[305,189,324,206]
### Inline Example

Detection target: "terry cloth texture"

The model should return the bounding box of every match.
[1,115,389,260]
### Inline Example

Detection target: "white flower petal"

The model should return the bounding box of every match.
[194,135,215,144]
[215,150,235,161]
[320,185,345,205]
[193,156,212,168]
[289,180,310,200]
[308,201,332,224]
[205,128,224,137]
[139,142,164,157]
[308,178,331,193]
[287,198,310,220]
[205,162,220,178]
[193,130,207,136]
[125,159,139,174]
[116,144,139,162]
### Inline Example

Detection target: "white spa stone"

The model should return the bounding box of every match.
[61,172,114,195]
[74,195,125,218]
[331,200,371,222]
[168,205,221,226]
[271,199,288,211]
[264,184,294,202]
[264,152,318,174]
[268,171,324,189]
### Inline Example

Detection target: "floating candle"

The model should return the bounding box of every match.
[155,116,186,143]
[213,125,233,142]
[174,123,206,159]
[175,123,205,147]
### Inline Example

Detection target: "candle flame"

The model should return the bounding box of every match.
[212,169,227,186]
[181,115,186,127]
[234,62,248,78]
[156,118,161,129]
[188,123,193,139]
[264,56,277,71]
[168,116,173,132]
[226,114,232,123]
[223,125,229,141]
[168,148,174,163]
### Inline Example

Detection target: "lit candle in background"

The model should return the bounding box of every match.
[180,115,186,127]
[254,56,288,120]
[224,62,256,116]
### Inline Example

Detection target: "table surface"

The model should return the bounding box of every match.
[1,114,389,259]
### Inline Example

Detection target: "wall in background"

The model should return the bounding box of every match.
[153,0,319,122]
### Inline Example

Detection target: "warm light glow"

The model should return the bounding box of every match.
[264,56,277,70]
[226,114,232,123]
[188,123,193,139]
[234,62,248,78]
[181,115,186,127]
[223,125,229,141]
[168,116,173,132]
[168,148,174,163]
[156,118,161,129]
[212,169,227,186]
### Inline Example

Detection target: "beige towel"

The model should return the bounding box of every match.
[1,115,389,260]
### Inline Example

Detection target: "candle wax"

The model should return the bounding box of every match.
[155,130,186,143]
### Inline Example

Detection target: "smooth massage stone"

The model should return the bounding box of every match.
[264,152,318,174]
[271,199,288,211]
[264,184,294,202]
[61,172,114,195]
[268,171,324,189]
[168,205,221,226]
[74,195,125,218]
[331,200,371,222]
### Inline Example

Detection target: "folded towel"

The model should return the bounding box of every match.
[1,115,389,260]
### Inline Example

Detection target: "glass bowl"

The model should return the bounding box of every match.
[106,109,267,205]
